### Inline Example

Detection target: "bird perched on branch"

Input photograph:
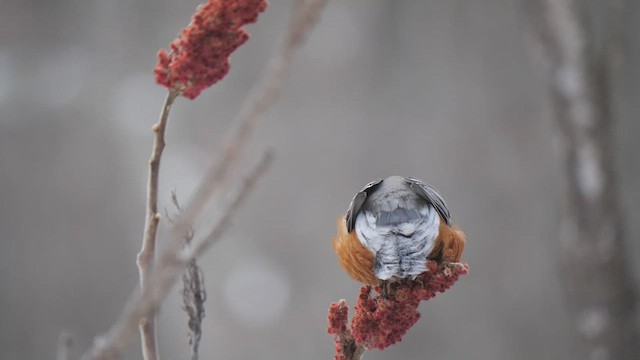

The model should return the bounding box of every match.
[333,176,465,286]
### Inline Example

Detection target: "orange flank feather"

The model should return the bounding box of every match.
[429,220,466,262]
[333,215,466,285]
[333,216,379,286]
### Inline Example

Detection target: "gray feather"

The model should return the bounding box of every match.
[345,179,382,232]
[405,177,451,225]
[347,176,449,280]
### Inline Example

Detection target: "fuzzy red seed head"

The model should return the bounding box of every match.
[328,299,349,335]
[154,0,268,99]
[329,261,469,357]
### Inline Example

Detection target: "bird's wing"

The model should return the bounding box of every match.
[405,177,452,225]
[345,179,383,233]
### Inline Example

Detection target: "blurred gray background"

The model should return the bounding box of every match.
[1,0,639,359]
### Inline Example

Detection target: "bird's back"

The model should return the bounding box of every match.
[354,176,441,280]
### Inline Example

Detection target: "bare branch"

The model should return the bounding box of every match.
[530,1,639,359]
[136,90,178,360]
[186,150,274,259]
[168,1,329,352]
[81,151,273,360]
[172,0,330,242]
[80,1,328,357]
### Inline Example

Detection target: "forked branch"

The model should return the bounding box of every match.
[81,152,273,360]
[136,90,178,360]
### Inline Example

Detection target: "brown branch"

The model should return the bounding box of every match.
[80,151,273,360]
[351,344,365,360]
[336,332,364,360]
[80,1,328,358]
[530,1,639,359]
[135,90,178,360]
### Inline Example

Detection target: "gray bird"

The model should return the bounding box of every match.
[333,176,465,285]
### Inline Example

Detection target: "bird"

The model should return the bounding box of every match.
[333,176,465,286]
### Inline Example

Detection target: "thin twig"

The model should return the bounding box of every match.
[185,150,273,259]
[530,1,639,359]
[136,90,178,360]
[173,0,331,260]
[80,1,327,357]
[173,0,330,242]
[81,151,273,360]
